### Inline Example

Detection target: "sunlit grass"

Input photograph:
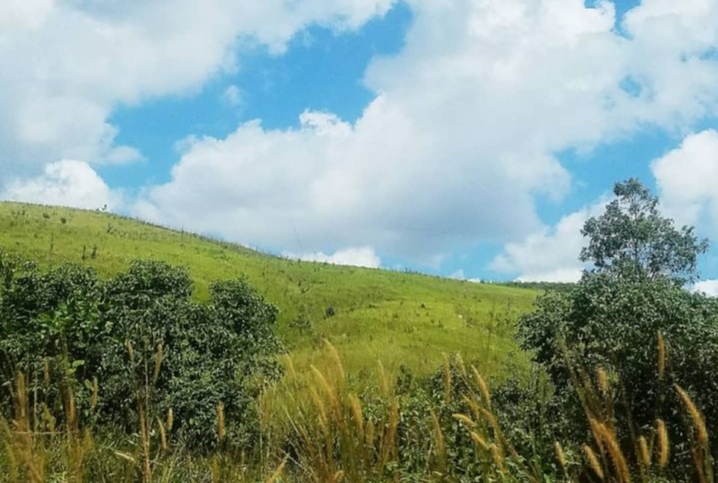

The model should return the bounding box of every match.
[0,201,536,377]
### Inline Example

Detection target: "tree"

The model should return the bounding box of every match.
[517,178,718,474]
[580,178,708,284]
[0,257,282,449]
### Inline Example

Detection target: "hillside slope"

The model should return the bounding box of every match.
[0,202,538,377]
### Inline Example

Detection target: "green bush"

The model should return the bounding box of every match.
[517,179,718,476]
[0,254,282,449]
[520,277,718,431]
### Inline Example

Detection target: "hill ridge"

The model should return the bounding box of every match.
[0,201,536,376]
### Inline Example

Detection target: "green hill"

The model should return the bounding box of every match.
[0,202,538,377]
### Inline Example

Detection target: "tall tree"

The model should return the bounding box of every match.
[580,178,708,284]
[518,178,718,474]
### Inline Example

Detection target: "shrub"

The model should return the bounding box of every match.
[0,254,282,449]
[517,179,718,475]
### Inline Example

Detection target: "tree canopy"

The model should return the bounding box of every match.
[517,178,718,474]
[580,178,708,284]
[0,255,281,449]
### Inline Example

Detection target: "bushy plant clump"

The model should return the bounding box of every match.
[0,253,282,449]
[518,179,718,477]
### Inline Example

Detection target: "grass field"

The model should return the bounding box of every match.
[0,201,538,378]
[3,202,709,483]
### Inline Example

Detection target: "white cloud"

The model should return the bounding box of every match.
[652,129,718,235]
[223,85,244,108]
[135,0,718,263]
[491,199,608,282]
[0,0,396,184]
[449,269,481,283]
[496,127,718,283]
[284,246,381,268]
[1,160,120,210]
[2,0,718,268]
[692,279,718,297]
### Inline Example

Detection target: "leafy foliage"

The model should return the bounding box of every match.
[580,178,708,284]
[0,254,281,449]
[518,178,718,474]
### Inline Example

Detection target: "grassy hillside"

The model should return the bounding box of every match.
[0,201,538,377]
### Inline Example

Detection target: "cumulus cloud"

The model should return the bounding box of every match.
[135,0,718,263]
[0,0,396,184]
[497,126,718,283]
[491,199,609,282]
[3,0,718,270]
[652,130,718,235]
[284,246,381,268]
[1,160,120,210]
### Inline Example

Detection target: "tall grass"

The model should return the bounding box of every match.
[261,347,402,482]
[1,338,715,482]
[0,344,282,483]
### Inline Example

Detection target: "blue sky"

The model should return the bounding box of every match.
[103,3,413,188]
[1,0,718,292]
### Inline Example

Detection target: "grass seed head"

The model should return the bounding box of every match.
[453,413,476,429]
[216,402,225,442]
[157,418,168,451]
[596,424,631,483]
[126,340,134,363]
[555,441,567,469]
[675,385,709,446]
[597,367,609,396]
[366,420,375,446]
[657,331,666,380]
[90,377,99,410]
[656,419,670,468]
[638,436,651,468]
[113,451,136,464]
[583,445,604,480]
[349,393,364,439]
[455,353,467,377]
[472,366,491,407]
[324,339,345,385]
[470,431,489,451]
[491,444,506,472]
[264,459,287,483]
[153,343,163,384]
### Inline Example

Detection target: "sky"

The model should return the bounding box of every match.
[2,0,718,293]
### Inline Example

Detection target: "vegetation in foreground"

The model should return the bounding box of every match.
[0,336,715,482]
[1,178,718,482]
